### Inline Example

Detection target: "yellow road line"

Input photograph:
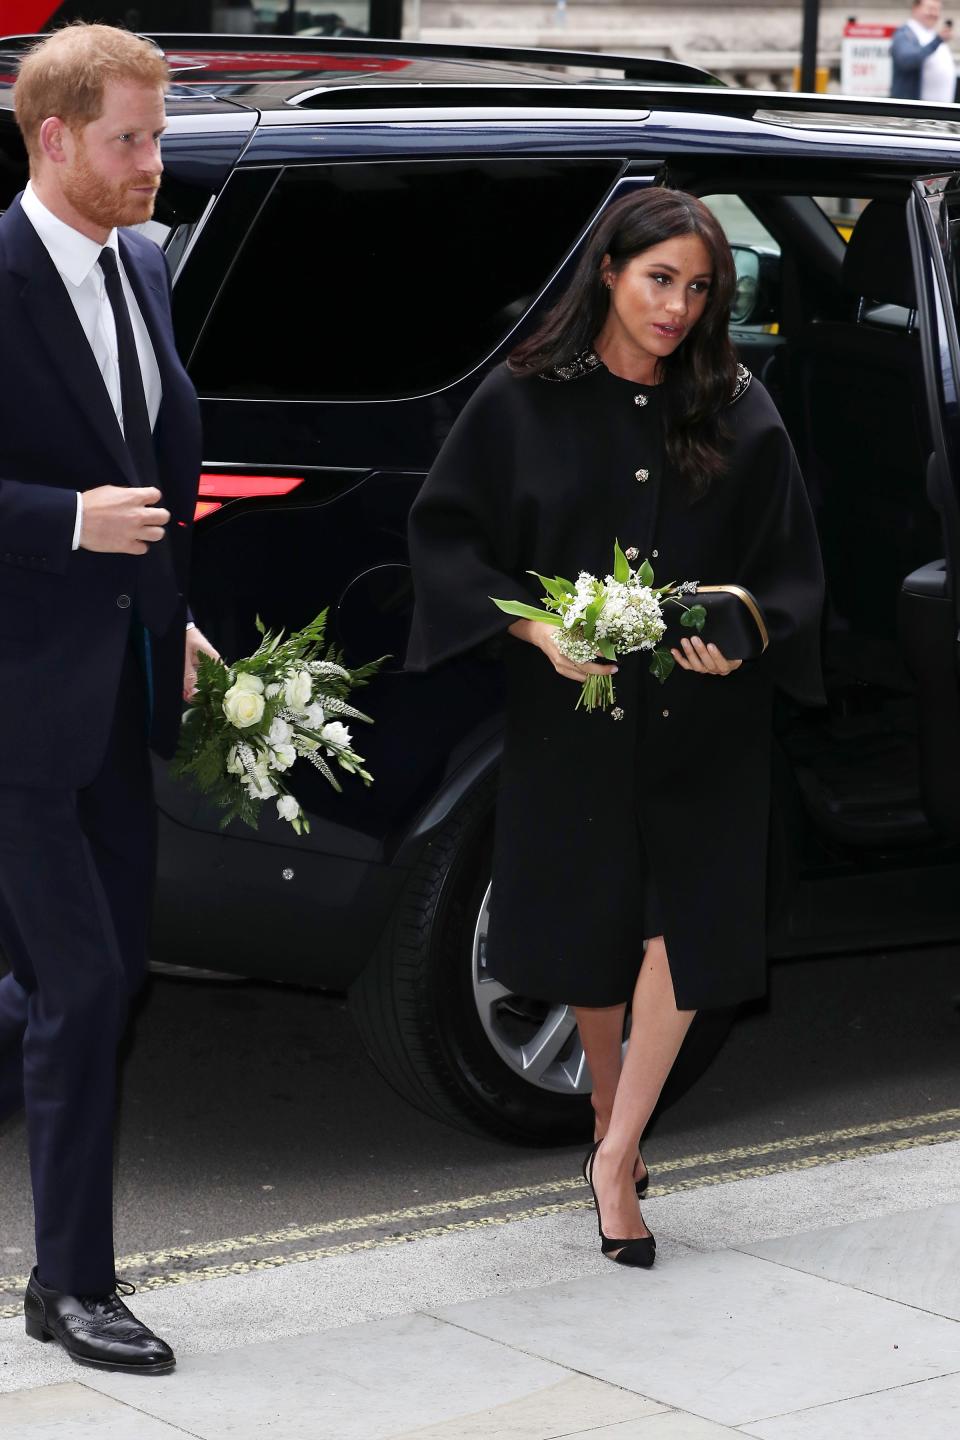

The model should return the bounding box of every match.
[0,1122,957,1318]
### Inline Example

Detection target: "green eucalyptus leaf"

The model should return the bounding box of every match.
[638,560,655,588]
[597,636,617,661]
[613,539,630,584]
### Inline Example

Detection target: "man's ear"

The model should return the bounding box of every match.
[38,116,70,166]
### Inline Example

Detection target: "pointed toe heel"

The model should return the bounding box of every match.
[583,1141,657,1270]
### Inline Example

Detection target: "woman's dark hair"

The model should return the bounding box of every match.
[509,188,739,496]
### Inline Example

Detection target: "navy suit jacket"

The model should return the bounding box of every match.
[0,193,201,788]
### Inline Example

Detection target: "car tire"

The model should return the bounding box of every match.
[349,779,735,1142]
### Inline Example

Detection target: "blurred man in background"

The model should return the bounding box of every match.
[891,0,956,101]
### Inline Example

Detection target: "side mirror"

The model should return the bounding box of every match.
[729,245,781,326]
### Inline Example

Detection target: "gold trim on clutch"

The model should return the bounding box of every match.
[695,585,769,652]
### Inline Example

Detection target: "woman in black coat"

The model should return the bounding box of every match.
[406,188,824,1267]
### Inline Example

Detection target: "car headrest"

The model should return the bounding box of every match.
[842,200,916,309]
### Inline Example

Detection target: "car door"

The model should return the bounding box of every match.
[902,176,960,836]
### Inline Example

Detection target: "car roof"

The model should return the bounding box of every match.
[3,33,960,161]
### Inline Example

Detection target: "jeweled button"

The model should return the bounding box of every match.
[634,394,649,407]
[635,468,649,483]
[625,546,639,561]
[116,594,131,609]
[652,549,659,559]
[662,709,670,718]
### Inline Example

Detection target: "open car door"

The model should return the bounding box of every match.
[902,177,960,837]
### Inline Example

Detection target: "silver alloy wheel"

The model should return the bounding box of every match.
[471,880,594,1096]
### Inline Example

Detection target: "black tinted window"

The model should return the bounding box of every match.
[190,157,620,400]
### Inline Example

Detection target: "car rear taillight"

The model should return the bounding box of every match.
[194,474,305,522]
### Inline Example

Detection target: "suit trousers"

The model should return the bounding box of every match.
[0,640,156,1294]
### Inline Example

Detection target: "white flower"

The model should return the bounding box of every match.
[232,671,264,695]
[226,745,244,776]
[268,717,294,748]
[304,701,326,730]
[244,754,277,799]
[271,745,296,772]
[321,720,352,751]
[277,794,300,823]
[223,683,265,729]
[265,682,283,699]
[284,668,313,712]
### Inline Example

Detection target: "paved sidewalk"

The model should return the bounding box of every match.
[1,1140,959,1438]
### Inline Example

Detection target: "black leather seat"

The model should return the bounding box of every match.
[793,200,940,689]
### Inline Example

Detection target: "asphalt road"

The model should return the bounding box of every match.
[1,942,958,1315]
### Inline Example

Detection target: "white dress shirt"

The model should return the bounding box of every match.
[20,181,163,550]
[908,19,958,102]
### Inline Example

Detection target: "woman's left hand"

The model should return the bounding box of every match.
[671,636,743,677]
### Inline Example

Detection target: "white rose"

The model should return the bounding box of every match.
[232,672,264,695]
[226,745,244,776]
[277,794,299,823]
[271,745,296,772]
[284,669,312,712]
[304,701,325,730]
[223,684,265,729]
[321,721,352,751]
[268,717,293,748]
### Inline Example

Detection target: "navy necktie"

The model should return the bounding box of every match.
[98,247,177,635]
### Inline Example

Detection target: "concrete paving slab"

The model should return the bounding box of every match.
[565,1415,746,1438]
[389,1374,666,1438]
[0,1220,695,1395]
[427,1249,960,1428]
[741,1201,960,1320]
[79,1312,583,1440]
[0,1381,191,1440]
[740,1368,960,1439]
[657,1139,960,1254]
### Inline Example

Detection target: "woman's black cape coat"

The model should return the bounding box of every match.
[406,354,825,1010]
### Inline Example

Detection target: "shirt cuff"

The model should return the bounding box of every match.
[72,493,83,551]
[185,621,196,631]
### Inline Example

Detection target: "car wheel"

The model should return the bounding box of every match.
[349,780,735,1142]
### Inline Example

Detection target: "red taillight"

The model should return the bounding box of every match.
[194,473,304,522]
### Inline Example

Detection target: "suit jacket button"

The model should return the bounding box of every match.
[117,594,131,609]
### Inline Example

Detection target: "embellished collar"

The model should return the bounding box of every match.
[539,348,604,383]
[729,362,752,405]
[539,348,753,406]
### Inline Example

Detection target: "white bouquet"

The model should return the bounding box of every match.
[493,541,705,712]
[172,611,383,834]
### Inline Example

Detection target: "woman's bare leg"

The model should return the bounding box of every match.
[573,1003,625,1139]
[590,936,696,1245]
[574,1002,647,1184]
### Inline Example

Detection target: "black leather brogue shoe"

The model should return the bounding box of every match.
[24,1269,176,1374]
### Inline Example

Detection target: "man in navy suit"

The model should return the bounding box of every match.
[0,24,217,1374]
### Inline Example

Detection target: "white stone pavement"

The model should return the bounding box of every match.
[1,1140,959,1438]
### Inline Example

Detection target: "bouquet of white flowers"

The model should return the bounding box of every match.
[492,542,706,713]
[172,611,383,835]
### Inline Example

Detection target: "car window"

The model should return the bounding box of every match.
[702,194,779,253]
[812,196,871,241]
[189,158,622,401]
[702,194,780,333]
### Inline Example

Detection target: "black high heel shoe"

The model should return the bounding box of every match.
[582,1140,656,1269]
[635,1150,650,1201]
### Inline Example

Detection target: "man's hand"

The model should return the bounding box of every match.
[79,485,170,555]
[184,627,221,702]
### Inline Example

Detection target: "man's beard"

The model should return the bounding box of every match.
[62,145,159,231]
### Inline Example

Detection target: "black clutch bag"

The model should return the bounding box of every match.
[665,585,769,661]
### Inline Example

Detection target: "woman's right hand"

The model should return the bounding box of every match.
[508,618,618,685]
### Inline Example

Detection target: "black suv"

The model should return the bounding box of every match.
[2,33,959,1142]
